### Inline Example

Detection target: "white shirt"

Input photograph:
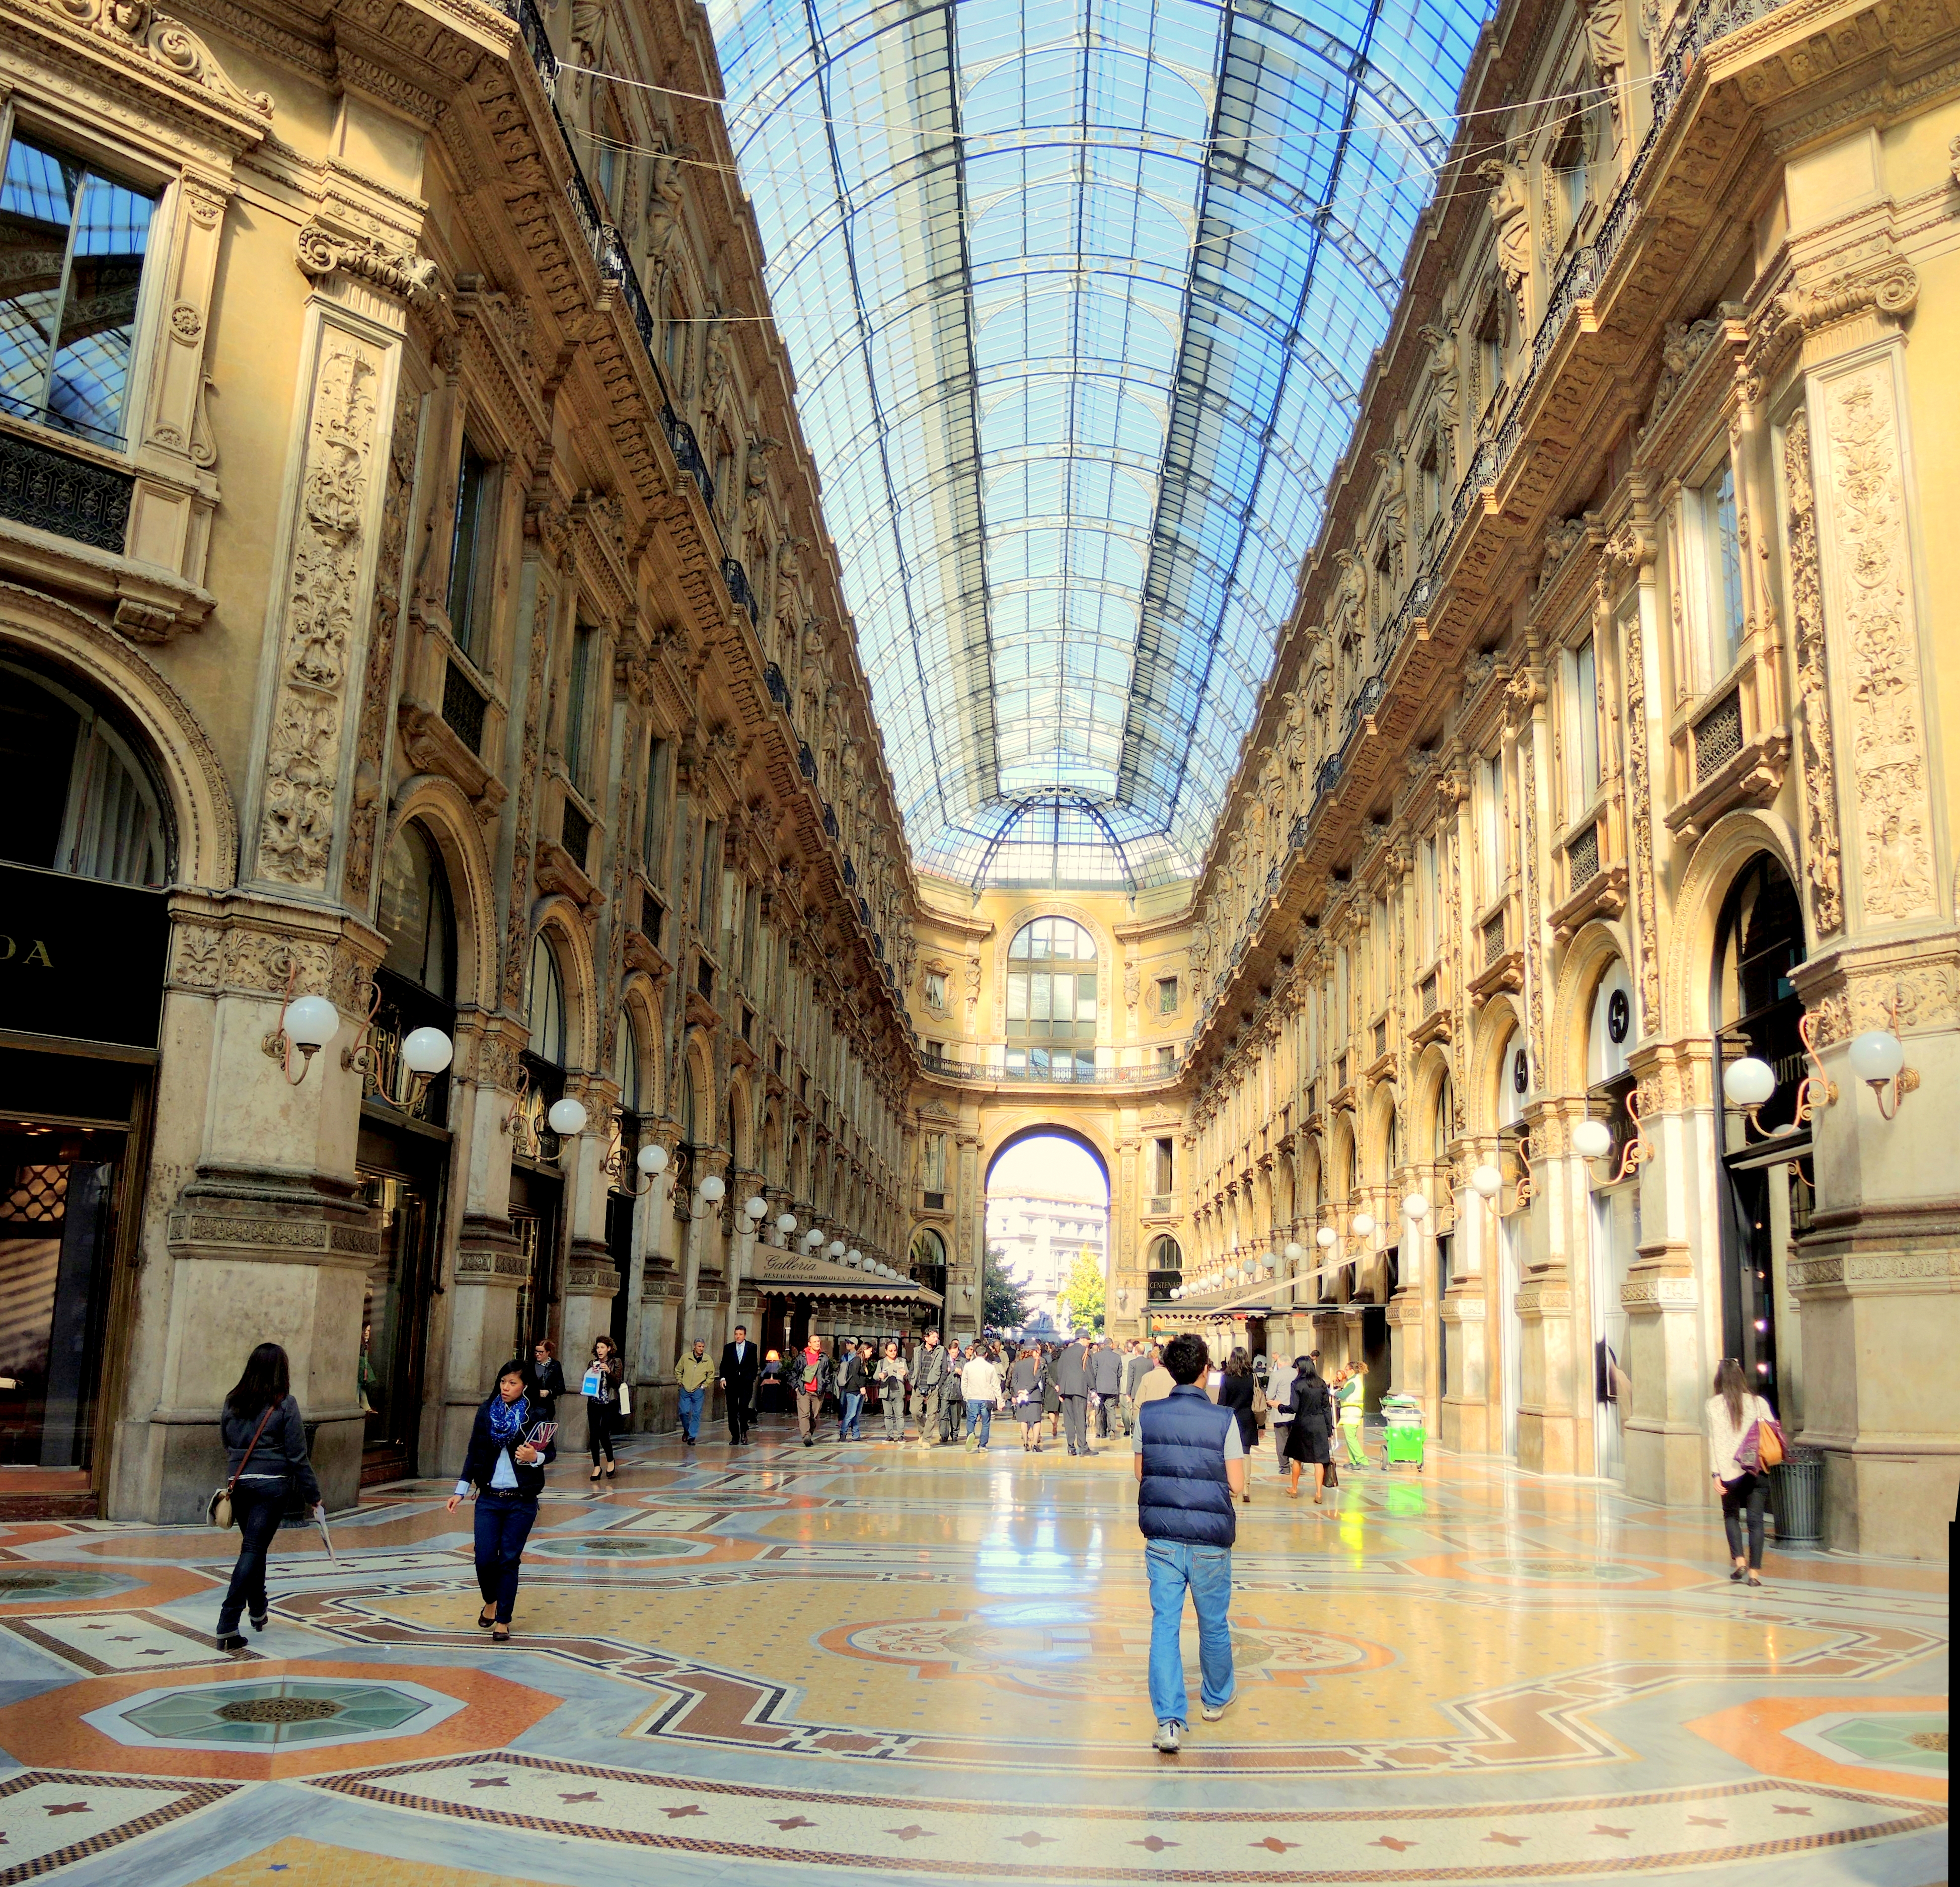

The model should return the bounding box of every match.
[1706,1392,1775,1481]
[961,1356,1002,1404]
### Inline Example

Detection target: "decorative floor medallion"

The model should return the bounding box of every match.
[88,1676,463,1753]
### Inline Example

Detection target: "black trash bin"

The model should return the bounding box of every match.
[1772,1445,1824,1546]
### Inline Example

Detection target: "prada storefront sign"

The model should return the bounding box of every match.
[751,1244,942,1305]
[0,862,170,1049]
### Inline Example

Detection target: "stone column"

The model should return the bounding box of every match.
[680,1146,729,1349]
[437,1025,532,1468]
[1618,1041,1715,1505]
[1439,1150,1493,1455]
[628,1115,681,1431]
[1777,298,1958,1558]
[554,1079,619,1459]
[726,1169,766,1349]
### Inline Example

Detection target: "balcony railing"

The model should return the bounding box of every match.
[764,661,790,707]
[722,555,758,624]
[918,1047,1183,1086]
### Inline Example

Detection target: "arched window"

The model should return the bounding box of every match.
[1147,1234,1183,1303]
[1005,916,1098,1080]
[0,658,168,886]
[1432,1076,1453,1158]
[681,1057,701,1145]
[378,821,455,1000]
[1497,1028,1528,1129]
[614,1008,641,1114]
[910,1226,947,1298]
[1587,961,1635,1086]
[526,933,567,1066]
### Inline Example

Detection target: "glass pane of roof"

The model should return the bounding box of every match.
[710,0,1488,889]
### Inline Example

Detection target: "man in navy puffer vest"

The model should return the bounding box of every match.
[1133,1332,1243,1753]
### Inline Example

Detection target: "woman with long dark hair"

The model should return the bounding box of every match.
[585,1335,624,1481]
[1706,1358,1777,1586]
[1284,1355,1334,1504]
[214,1343,321,1650]
[448,1359,557,1640]
[1218,1347,1259,1505]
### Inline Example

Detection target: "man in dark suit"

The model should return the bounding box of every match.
[718,1326,759,1443]
[1052,1332,1093,1455]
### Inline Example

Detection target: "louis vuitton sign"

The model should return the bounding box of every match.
[0,862,169,1049]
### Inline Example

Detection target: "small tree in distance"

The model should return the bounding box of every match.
[983,1244,1029,1331]
[1058,1248,1105,1335]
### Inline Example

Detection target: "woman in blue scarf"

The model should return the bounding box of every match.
[448,1360,556,1641]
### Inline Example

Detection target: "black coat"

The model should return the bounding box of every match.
[1217,1370,1258,1450]
[524,1357,567,1411]
[719,1340,761,1406]
[457,1396,558,1498]
[1284,1373,1333,1464]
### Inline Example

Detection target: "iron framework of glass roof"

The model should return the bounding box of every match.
[708,0,1488,889]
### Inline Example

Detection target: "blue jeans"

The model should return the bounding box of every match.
[677,1385,705,1441]
[964,1401,992,1446]
[217,1482,287,1634]
[1144,1540,1235,1727]
[474,1490,539,1624]
[840,1391,864,1438]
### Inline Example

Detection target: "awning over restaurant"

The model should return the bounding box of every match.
[749,1244,944,1311]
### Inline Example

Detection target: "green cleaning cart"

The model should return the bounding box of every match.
[1380,1393,1425,1470]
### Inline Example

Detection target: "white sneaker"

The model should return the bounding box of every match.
[1153,1720,1182,1753]
[1201,1697,1232,1722]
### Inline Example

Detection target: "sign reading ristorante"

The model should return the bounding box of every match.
[0,861,170,1049]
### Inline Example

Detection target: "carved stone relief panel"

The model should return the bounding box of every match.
[1781,411,1843,937]
[1809,356,1939,928]
[255,326,391,890]
[342,375,427,906]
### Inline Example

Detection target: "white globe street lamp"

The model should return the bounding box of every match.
[547,1097,588,1139]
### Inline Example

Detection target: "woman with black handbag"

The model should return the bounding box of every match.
[449,1359,557,1640]
[212,1342,321,1650]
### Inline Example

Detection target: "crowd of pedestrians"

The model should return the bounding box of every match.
[706,1330,1379,1483]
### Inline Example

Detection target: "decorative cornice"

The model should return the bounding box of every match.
[27,0,274,122]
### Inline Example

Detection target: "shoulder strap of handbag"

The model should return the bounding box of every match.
[227,1401,279,1498]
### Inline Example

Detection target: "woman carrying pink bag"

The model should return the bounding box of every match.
[1705,1358,1781,1588]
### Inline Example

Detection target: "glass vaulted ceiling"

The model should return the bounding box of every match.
[708,0,1488,889]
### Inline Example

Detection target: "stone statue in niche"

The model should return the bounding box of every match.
[1478,156,1532,322]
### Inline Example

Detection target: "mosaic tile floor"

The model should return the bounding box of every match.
[0,1424,1944,1885]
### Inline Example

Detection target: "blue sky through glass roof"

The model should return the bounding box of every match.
[709,0,1487,888]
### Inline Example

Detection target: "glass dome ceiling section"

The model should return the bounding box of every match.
[709,0,1485,889]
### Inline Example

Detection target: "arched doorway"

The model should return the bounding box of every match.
[983,1128,1111,1340]
[0,653,174,1477]
[356,818,460,1482]
[1713,854,1806,1419]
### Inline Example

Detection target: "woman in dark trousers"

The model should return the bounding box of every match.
[1218,1347,1259,1505]
[1284,1356,1334,1505]
[214,1342,322,1650]
[449,1359,556,1641]
[585,1335,624,1481]
[526,1338,566,1428]
[1706,1357,1777,1586]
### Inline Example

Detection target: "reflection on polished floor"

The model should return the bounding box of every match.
[0,1425,1944,1885]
